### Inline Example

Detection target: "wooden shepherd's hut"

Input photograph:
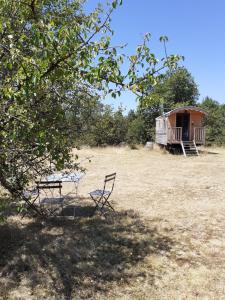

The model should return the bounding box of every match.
[155,106,207,156]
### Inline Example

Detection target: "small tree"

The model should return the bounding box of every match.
[126,116,145,144]
[201,97,225,145]
[140,67,199,109]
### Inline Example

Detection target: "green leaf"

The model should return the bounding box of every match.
[112,1,117,9]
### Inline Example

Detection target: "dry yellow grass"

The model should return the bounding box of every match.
[1,146,225,299]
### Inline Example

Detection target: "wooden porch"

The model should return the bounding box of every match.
[168,127,205,144]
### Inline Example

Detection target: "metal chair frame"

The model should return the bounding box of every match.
[36,180,64,216]
[22,187,40,217]
[89,173,116,215]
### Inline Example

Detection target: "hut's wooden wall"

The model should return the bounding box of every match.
[168,114,176,128]
[190,111,203,126]
[155,117,167,145]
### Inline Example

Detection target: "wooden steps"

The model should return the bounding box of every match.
[181,141,199,157]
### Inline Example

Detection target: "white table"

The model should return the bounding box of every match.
[45,172,85,196]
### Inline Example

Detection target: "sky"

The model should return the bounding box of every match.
[85,0,225,112]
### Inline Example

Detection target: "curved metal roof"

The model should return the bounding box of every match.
[156,106,207,119]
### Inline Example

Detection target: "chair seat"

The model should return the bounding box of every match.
[89,189,111,197]
[40,197,64,205]
[23,189,38,199]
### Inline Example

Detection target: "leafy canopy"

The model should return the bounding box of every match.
[140,67,199,110]
[201,97,225,145]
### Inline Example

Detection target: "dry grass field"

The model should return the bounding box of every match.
[1,146,225,299]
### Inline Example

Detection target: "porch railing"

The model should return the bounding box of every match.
[168,127,182,143]
[194,127,205,144]
[168,126,205,144]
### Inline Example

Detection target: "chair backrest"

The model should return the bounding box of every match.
[103,173,116,193]
[36,180,63,196]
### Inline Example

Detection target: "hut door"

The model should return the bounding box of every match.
[176,113,190,141]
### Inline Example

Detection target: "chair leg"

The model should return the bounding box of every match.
[99,195,114,213]
[73,207,76,219]
[90,195,103,211]
[22,195,40,218]
[76,183,78,197]
[61,201,64,216]
[90,193,115,215]
[102,199,114,211]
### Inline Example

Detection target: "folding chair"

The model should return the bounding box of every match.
[22,187,39,217]
[89,173,116,215]
[36,180,64,216]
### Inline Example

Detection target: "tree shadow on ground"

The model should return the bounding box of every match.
[0,209,173,300]
[62,204,94,217]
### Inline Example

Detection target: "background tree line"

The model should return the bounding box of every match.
[70,67,225,147]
